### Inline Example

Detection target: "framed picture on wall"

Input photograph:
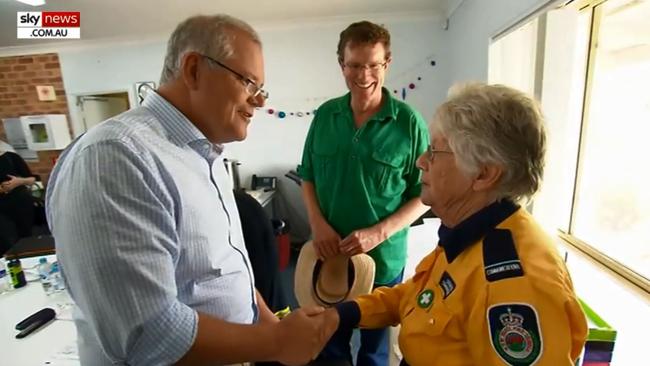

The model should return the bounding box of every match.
[134,81,156,105]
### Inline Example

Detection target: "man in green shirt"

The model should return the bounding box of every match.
[297,20,429,366]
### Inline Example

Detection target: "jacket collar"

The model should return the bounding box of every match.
[438,200,520,263]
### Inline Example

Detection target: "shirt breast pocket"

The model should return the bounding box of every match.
[368,149,406,196]
[312,142,338,181]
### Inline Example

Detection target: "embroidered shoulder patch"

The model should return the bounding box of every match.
[487,303,542,366]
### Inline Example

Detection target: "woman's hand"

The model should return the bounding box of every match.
[0,175,22,194]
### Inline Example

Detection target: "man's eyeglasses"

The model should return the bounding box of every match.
[201,54,269,100]
[425,145,453,162]
[342,61,387,73]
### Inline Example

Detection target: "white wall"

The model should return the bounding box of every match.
[54,15,447,240]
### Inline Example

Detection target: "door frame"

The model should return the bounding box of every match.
[72,89,131,135]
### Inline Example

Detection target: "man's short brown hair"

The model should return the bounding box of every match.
[337,21,391,62]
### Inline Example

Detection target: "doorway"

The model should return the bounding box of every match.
[76,91,130,132]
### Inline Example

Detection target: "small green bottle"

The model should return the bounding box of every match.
[8,259,27,289]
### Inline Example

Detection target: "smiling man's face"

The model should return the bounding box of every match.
[340,42,389,103]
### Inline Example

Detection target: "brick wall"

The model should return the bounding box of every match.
[0,53,71,184]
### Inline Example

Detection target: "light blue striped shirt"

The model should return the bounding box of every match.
[46,91,257,365]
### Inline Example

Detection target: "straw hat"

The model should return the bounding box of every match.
[294,241,375,308]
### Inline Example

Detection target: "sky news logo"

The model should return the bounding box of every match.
[17,12,80,39]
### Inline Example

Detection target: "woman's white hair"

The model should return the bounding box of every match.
[432,82,546,202]
[159,14,260,85]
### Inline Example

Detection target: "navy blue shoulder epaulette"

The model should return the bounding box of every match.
[482,228,524,282]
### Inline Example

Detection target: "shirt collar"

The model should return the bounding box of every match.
[438,200,520,263]
[334,87,398,123]
[142,90,224,158]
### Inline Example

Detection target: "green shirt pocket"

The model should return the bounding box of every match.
[369,149,406,196]
[312,142,338,182]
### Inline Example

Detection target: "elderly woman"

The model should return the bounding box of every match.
[321,83,588,365]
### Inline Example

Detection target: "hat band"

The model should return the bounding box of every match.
[312,259,355,306]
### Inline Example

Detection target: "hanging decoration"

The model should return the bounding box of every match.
[262,56,437,118]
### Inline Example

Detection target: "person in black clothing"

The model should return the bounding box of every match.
[0,149,37,254]
[233,190,351,366]
[233,189,288,312]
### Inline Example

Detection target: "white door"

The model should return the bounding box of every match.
[79,96,128,131]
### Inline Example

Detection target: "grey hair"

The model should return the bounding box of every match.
[431,82,547,203]
[159,14,261,85]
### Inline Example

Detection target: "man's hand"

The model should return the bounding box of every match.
[311,218,341,260]
[273,306,327,366]
[339,225,387,256]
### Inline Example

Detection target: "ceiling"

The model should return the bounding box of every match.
[0,0,455,49]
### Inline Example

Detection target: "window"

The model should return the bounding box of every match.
[488,17,540,97]
[488,0,650,293]
[570,0,650,287]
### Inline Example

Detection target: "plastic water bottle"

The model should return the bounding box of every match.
[50,262,65,292]
[38,257,53,295]
[0,260,10,294]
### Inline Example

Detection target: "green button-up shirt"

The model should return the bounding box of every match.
[298,88,429,283]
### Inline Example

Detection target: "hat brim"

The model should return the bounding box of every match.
[294,241,375,308]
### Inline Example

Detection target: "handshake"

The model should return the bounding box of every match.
[271,306,341,366]
[267,240,373,365]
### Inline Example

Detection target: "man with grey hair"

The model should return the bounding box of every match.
[47,14,328,366]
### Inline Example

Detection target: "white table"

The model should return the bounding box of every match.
[0,255,78,366]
